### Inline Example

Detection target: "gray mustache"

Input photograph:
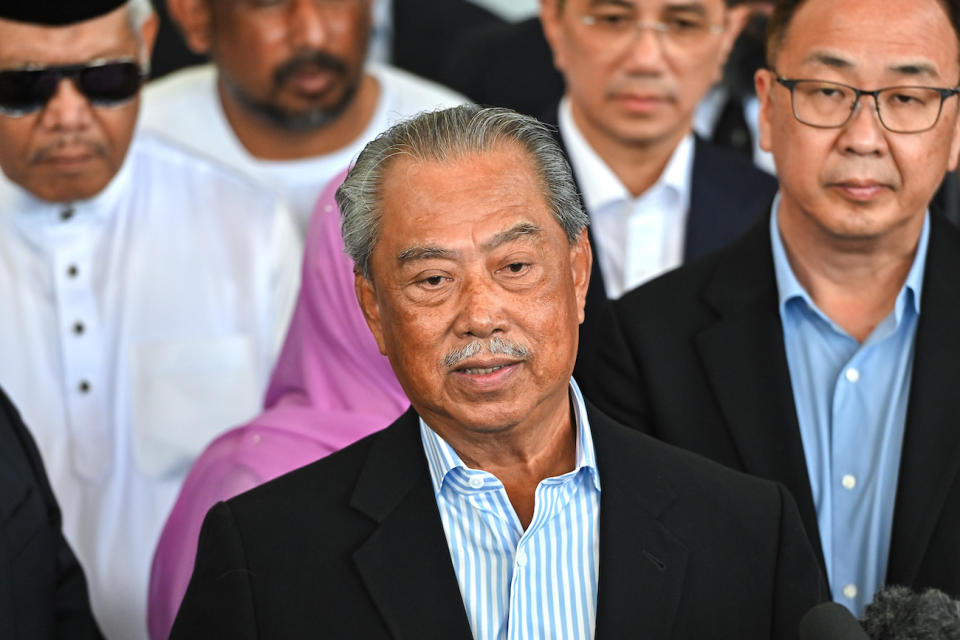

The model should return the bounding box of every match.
[442,337,531,369]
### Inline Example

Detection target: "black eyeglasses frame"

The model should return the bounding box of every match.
[774,74,960,134]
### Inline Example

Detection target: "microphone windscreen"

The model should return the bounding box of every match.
[799,602,870,640]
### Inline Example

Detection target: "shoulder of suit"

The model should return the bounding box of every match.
[591,406,782,509]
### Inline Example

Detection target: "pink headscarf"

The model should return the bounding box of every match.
[147,169,409,640]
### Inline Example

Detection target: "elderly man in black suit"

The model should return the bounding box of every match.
[581,0,960,618]
[0,387,100,639]
[170,105,826,639]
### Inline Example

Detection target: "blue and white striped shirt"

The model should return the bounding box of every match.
[419,380,602,640]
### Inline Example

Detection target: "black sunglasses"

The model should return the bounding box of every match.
[0,59,145,117]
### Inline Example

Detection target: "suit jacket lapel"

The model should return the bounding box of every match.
[349,409,473,640]
[591,406,689,640]
[692,221,826,574]
[888,215,960,585]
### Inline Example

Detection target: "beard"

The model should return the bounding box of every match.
[225,49,362,132]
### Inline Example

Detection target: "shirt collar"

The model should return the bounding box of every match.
[557,96,694,214]
[770,193,928,323]
[419,378,601,496]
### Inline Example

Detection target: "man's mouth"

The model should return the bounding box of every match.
[459,364,511,375]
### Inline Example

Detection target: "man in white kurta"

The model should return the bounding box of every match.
[0,3,300,638]
[141,0,466,231]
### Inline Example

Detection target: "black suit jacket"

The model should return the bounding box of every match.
[0,388,101,639]
[171,403,826,639]
[579,213,960,597]
[542,111,779,371]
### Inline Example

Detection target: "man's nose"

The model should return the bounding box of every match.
[39,78,94,132]
[454,275,507,339]
[622,22,669,72]
[286,0,336,49]
[837,95,889,156]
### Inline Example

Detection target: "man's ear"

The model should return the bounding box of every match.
[355,271,389,356]
[540,0,568,73]
[166,0,214,55]
[948,102,960,172]
[570,229,592,325]
[755,67,775,153]
[714,5,751,84]
[139,11,160,60]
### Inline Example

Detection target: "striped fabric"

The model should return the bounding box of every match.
[419,381,601,640]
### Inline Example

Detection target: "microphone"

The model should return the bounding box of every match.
[799,602,870,640]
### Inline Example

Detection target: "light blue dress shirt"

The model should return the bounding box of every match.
[770,200,929,616]
[419,380,601,640]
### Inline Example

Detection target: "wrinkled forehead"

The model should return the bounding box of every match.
[0,9,138,67]
[774,0,960,81]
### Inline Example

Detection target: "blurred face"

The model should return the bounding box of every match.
[356,146,591,438]
[542,0,745,151]
[207,0,371,130]
[756,0,960,241]
[0,7,154,202]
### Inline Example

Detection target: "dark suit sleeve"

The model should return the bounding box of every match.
[0,390,102,640]
[771,484,830,639]
[576,300,653,430]
[170,501,259,639]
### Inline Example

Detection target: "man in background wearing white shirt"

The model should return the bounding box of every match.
[540,0,778,368]
[0,2,301,638]
[142,0,467,231]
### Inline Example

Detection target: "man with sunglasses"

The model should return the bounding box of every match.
[580,0,960,616]
[0,2,301,638]
[140,0,466,232]
[539,0,778,370]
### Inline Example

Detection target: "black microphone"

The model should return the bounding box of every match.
[799,602,870,640]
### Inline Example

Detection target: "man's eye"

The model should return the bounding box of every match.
[503,262,529,275]
[666,16,704,31]
[591,13,631,28]
[421,275,445,286]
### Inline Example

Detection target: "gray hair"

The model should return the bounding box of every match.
[336,105,589,280]
[126,0,156,69]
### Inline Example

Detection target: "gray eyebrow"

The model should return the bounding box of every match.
[481,222,543,252]
[395,222,543,265]
[396,246,459,264]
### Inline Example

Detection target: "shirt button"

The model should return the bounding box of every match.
[67,265,79,278]
[468,476,484,489]
[60,206,75,221]
[516,550,528,567]
[842,474,857,490]
[845,368,860,383]
[78,380,91,394]
[843,584,858,600]
[72,322,85,335]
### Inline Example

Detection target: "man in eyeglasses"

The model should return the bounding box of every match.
[580,0,960,616]
[539,0,775,369]
[0,2,301,638]
[140,0,467,232]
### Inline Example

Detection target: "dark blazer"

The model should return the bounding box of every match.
[0,388,101,639]
[579,213,960,598]
[391,0,505,84]
[171,403,826,639]
[541,111,779,371]
[440,17,564,119]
